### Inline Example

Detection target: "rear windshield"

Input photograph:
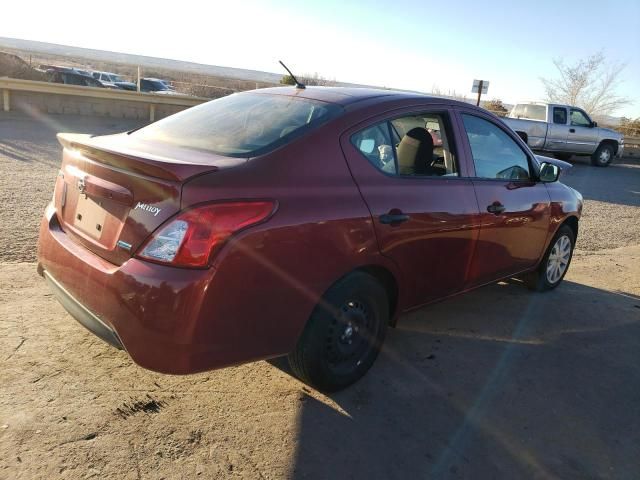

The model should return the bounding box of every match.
[132,93,343,157]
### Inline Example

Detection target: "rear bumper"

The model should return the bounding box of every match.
[43,270,123,350]
[37,203,297,374]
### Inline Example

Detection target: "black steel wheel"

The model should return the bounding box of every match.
[288,271,388,392]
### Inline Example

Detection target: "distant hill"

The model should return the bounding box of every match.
[0,36,285,85]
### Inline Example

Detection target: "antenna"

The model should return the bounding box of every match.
[279,60,305,89]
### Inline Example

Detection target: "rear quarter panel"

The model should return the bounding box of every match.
[179,121,401,360]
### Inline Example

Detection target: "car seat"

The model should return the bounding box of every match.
[396,127,435,175]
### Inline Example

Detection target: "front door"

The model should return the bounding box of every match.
[457,111,551,286]
[341,108,480,308]
[567,108,597,154]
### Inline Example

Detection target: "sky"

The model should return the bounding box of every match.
[4,0,640,117]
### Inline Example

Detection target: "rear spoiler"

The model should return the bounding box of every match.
[56,133,244,182]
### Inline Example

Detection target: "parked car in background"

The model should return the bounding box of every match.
[140,77,179,94]
[158,79,176,90]
[92,71,138,91]
[37,87,582,392]
[502,102,624,166]
[116,82,138,91]
[49,70,107,88]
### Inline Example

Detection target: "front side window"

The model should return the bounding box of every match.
[133,93,343,157]
[461,114,530,180]
[570,109,591,127]
[351,112,458,177]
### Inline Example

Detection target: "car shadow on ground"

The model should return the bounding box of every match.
[272,279,640,479]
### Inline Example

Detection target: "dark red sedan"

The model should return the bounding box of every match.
[37,87,582,391]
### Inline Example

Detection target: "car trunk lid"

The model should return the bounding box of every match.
[53,132,246,265]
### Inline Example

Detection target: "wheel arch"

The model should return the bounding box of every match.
[515,131,528,143]
[560,215,579,241]
[599,139,618,154]
[354,265,400,327]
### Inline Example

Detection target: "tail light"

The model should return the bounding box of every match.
[136,201,275,268]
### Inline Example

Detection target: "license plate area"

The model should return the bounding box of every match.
[74,195,107,240]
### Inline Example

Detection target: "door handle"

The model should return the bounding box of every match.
[379,212,410,224]
[487,202,506,215]
[569,128,575,133]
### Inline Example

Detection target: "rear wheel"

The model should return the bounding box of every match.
[524,224,575,291]
[287,272,388,392]
[591,143,614,167]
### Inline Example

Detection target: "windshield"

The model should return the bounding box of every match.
[132,92,343,157]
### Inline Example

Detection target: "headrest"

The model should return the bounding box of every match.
[396,127,434,175]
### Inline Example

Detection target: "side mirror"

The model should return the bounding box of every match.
[591,121,598,128]
[539,162,560,182]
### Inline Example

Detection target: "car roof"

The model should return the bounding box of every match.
[251,86,469,108]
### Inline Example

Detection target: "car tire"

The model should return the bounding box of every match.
[287,271,388,392]
[591,143,614,167]
[524,224,575,292]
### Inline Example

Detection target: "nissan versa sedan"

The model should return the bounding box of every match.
[37,87,582,391]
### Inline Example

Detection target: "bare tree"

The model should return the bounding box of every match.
[541,52,631,117]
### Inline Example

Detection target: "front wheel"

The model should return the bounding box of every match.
[591,143,614,167]
[524,224,575,291]
[287,272,388,392]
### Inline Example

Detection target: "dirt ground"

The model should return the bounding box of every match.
[1,112,639,479]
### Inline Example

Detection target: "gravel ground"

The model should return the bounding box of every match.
[0,113,144,263]
[1,112,639,479]
[559,156,640,252]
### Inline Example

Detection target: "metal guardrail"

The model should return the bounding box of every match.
[0,77,208,121]
[624,136,640,147]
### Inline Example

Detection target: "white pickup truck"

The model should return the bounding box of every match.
[502,103,624,167]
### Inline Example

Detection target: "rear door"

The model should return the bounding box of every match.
[456,110,551,286]
[341,106,481,308]
[546,106,570,152]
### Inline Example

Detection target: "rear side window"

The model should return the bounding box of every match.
[553,107,567,124]
[133,93,343,157]
[351,112,459,177]
[462,114,530,180]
